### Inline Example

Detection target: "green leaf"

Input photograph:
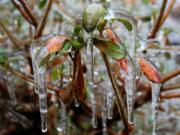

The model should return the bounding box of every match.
[0,48,8,65]
[93,38,126,59]
[51,68,59,81]
[71,40,83,49]
[39,42,71,67]
[59,41,72,54]
[97,19,107,32]
[73,25,82,36]
[38,0,47,9]
[112,18,133,31]
[59,64,64,75]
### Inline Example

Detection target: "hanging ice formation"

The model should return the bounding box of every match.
[32,40,48,133]
[101,81,108,135]
[85,33,98,128]
[30,35,68,132]
[105,9,137,124]
[30,35,53,94]
[150,82,161,135]
[56,99,67,134]
[106,79,114,120]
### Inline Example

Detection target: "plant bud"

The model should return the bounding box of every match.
[82,4,107,33]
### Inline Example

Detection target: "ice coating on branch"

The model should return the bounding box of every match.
[111,10,137,124]
[150,82,161,135]
[56,100,67,134]
[101,81,108,135]
[85,33,98,128]
[106,79,114,120]
[6,73,17,104]
[89,83,98,128]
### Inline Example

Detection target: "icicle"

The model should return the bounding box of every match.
[6,73,17,104]
[89,85,98,128]
[37,67,47,133]
[30,35,53,94]
[30,37,50,133]
[31,35,68,132]
[113,10,137,124]
[150,82,161,135]
[124,60,136,124]
[101,82,108,135]
[85,32,98,128]
[106,79,114,120]
[86,32,94,83]
[56,100,67,134]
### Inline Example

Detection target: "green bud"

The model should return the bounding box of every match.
[82,4,107,33]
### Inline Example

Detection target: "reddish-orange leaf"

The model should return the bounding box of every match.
[139,57,161,83]
[106,28,118,42]
[116,58,128,73]
[46,36,69,54]
[75,52,86,102]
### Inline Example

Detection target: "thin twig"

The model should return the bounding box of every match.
[18,0,38,27]
[160,0,176,27]
[160,92,180,99]
[34,0,53,39]
[101,53,131,132]
[148,0,168,39]
[161,69,180,83]
[0,21,21,50]
[11,0,34,26]
[7,66,59,92]
[163,83,180,91]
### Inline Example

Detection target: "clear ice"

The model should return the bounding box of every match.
[56,100,67,134]
[85,33,98,128]
[107,10,137,124]
[30,35,52,132]
[150,82,161,135]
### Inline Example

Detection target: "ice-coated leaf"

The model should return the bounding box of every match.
[39,36,70,67]
[139,57,161,83]
[106,28,118,42]
[97,19,107,33]
[93,38,126,59]
[73,25,82,36]
[46,36,69,54]
[82,3,107,33]
[111,18,133,31]
[70,40,83,49]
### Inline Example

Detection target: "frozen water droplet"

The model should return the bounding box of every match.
[74,96,80,107]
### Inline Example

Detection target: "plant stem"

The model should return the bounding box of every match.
[7,66,59,92]
[160,0,176,27]
[34,0,53,38]
[163,83,180,91]
[148,0,168,39]
[101,53,130,132]
[19,0,38,27]
[161,69,180,83]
